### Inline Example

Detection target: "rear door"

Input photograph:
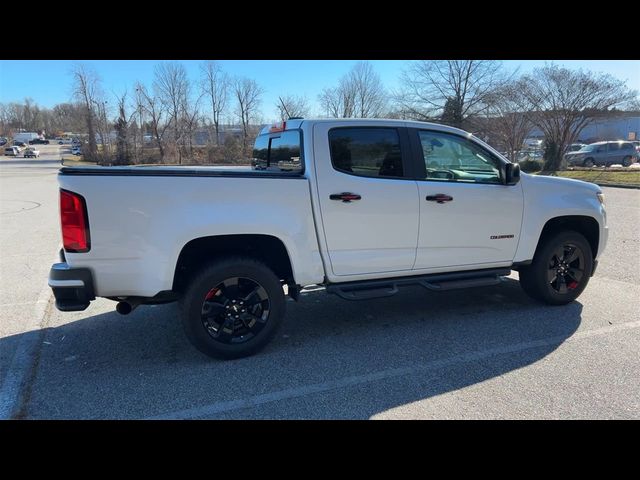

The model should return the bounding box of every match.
[313,122,420,276]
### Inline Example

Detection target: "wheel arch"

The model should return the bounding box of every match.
[172,234,295,293]
[535,215,599,261]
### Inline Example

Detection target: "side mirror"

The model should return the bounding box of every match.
[504,163,520,186]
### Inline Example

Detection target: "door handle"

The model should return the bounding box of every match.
[330,192,361,203]
[426,194,453,204]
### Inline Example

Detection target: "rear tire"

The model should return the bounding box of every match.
[622,156,632,167]
[519,230,593,305]
[180,256,286,360]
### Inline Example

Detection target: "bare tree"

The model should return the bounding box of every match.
[51,103,86,137]
[113,91,139,165]
[318,62,386,118]
[0,100,43,133]
[233,77,263,155]
[71,63,100,159]
[132,87,146,160]
[517,64,635,170]
[396,60,507,128]
[93,100,111,156]
[182,92,203,158]
[319,82,355,118]
[154,62,190,164]
[624,92,640,111]
[136,82,168,161]
[21,98,41,132]
[484,83,532,161]
[201,61,229,146]
[276,94,310,121]
[349,61,386,118]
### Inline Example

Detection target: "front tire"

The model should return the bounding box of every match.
[583,158,594,167]
[519,231,593,305]
[180,256,286,360]
[622,156,632,167]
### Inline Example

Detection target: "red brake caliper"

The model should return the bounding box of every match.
[205,288,219,300]
[568,281,578,290]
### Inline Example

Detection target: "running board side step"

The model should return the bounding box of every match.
[326,268,511,301]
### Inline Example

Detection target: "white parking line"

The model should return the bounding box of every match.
[147,320,640,420]
[0,257,56,419]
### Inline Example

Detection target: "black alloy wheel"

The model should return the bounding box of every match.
[546,243,585,295]
[181,257,286,359]
[200,276,271,344]
[519,230,593,305]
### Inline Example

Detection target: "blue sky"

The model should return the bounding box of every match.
[0,60,638,121]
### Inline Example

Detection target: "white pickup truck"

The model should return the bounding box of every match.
[49,119,608,359]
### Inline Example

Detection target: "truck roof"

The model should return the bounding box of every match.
[259,118,473,138]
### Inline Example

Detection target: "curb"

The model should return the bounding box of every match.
[592,183,640,190]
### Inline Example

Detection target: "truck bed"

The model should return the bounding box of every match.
[58,166,325,297]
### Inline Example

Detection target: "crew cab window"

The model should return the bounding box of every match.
[418,131,501,184]
[329,128,404,178]
[251,130,302,173]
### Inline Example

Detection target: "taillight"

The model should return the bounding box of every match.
[60,189,90,252]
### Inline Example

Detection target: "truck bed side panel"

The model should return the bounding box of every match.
[58,174,325,297]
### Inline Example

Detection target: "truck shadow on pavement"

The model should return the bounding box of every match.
[17,278,582,419]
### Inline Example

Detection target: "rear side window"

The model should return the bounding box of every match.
[621,143,633,151]
[329,128,404,178]
[608,143,621,151]
[251,130,302,173]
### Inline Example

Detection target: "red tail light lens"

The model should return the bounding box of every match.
[60,189,90,252]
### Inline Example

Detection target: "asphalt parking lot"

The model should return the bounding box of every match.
[1,150,639,419]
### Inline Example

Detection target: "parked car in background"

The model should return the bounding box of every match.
[566,143,586,153]
[23,148,40,158]
[71,146,82,156]
[4,146,20,156]
[13,132,40,144]
[565,141,639,167]
[523,138,544,149]
[12,141,27,150]
[29,138,50,145]
[517,150,543,162]
[0,137,7,146]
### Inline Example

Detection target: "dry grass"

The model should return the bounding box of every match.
[551,169,640,186]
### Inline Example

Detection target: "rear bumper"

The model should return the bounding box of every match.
[48,261,95,311]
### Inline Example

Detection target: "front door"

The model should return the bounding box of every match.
[313,122,420,276]
[411,129,524,270]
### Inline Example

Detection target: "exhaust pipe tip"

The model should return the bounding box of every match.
[116,301,133,315]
